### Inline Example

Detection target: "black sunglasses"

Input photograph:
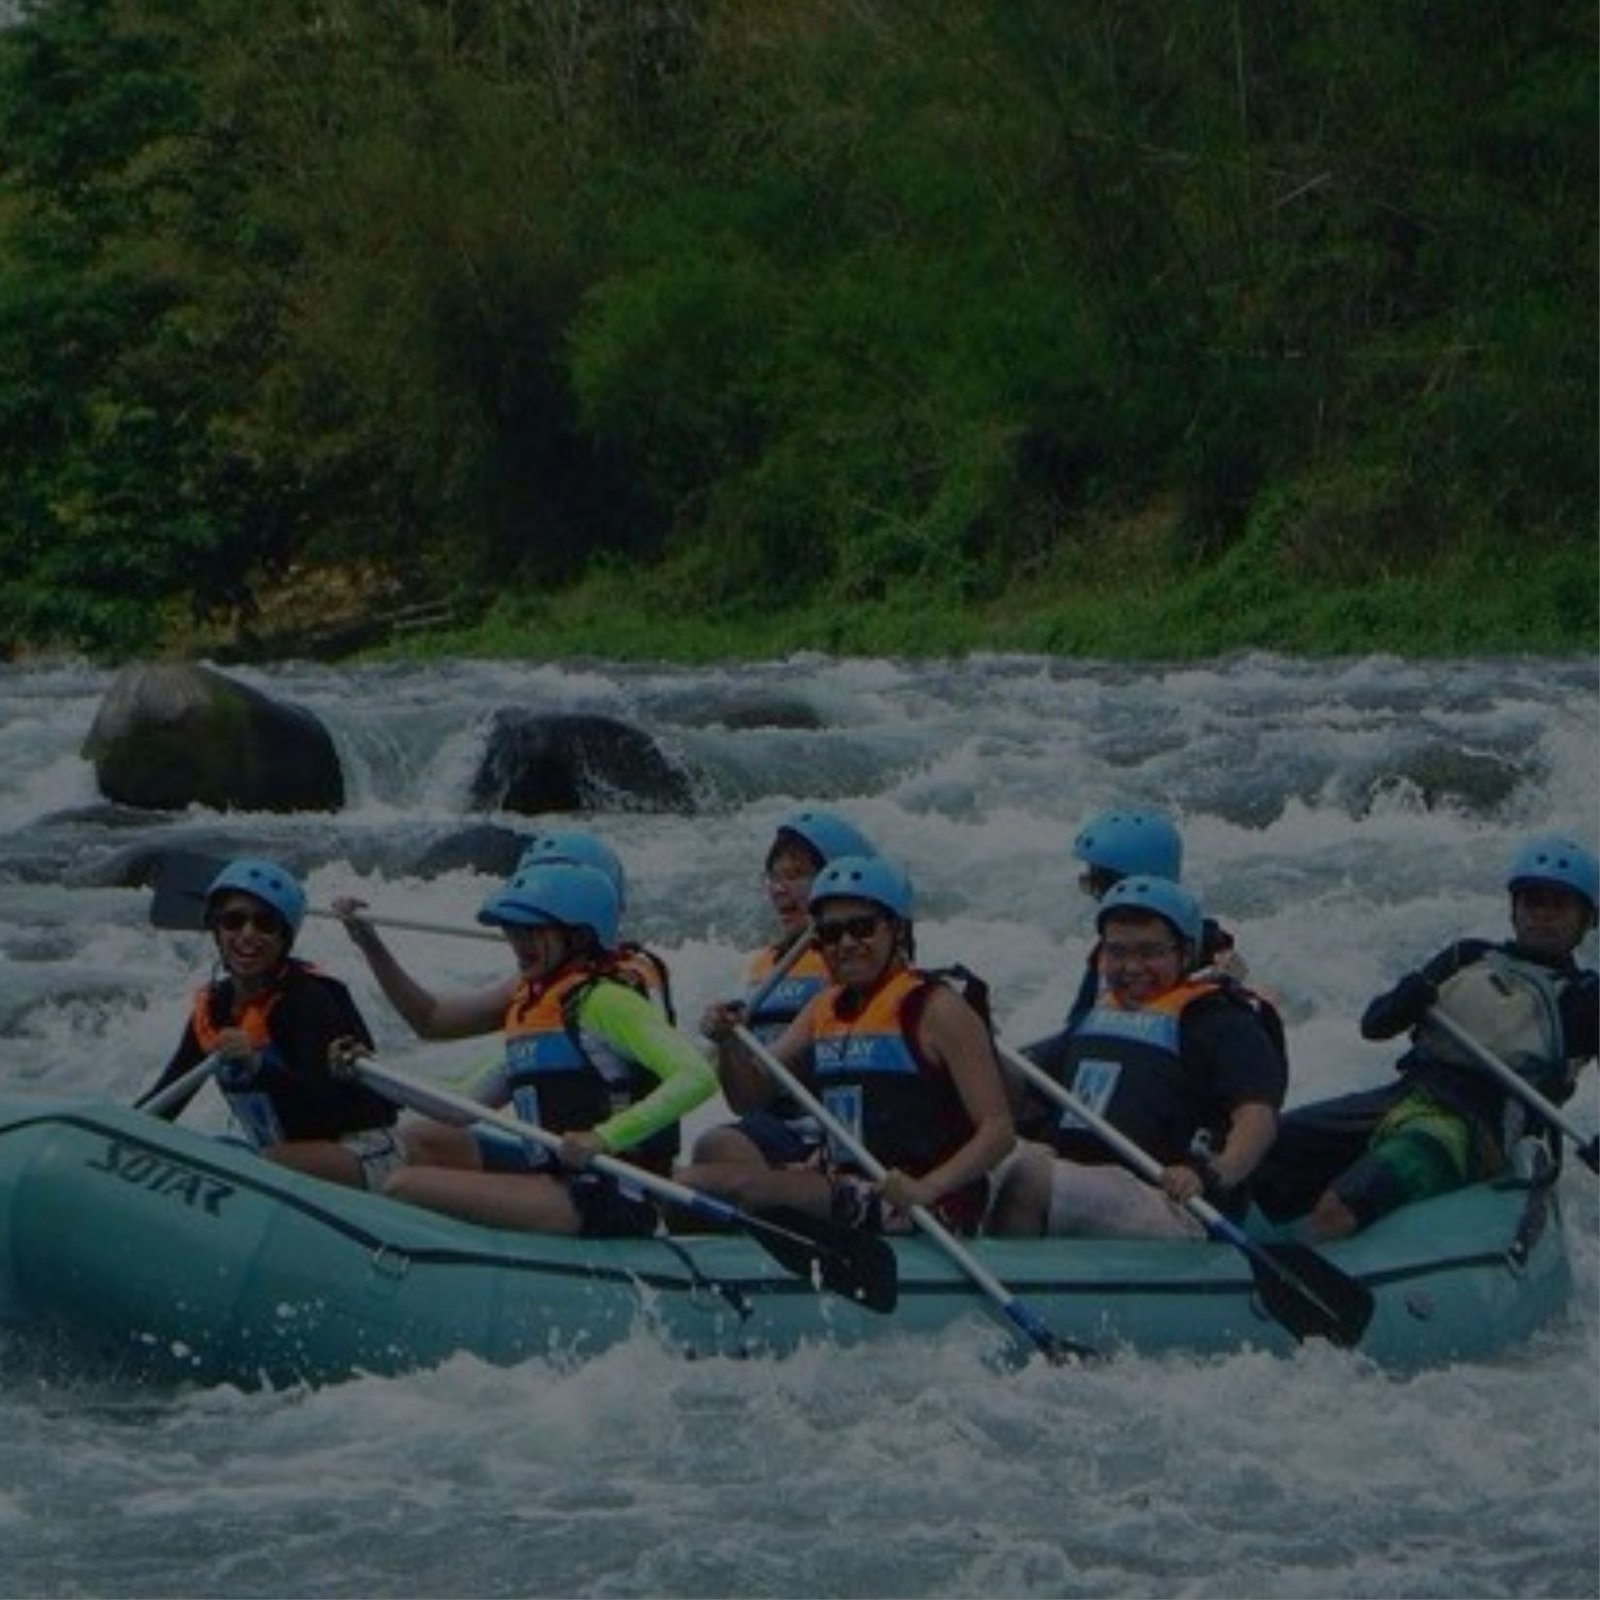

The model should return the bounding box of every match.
[213,908,285,936]
[815,913,886,946]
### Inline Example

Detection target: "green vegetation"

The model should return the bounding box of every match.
[1,0,1594,662]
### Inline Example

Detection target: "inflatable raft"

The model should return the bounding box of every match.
[0,1093,1572,1388]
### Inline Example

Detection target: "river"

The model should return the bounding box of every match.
[0,651,1595,1599]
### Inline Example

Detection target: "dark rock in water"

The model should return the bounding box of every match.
[1364,743,1527,817]
[73,841,191,890]
[62,825,526,893]
[82,663,345,813]
[402,824,532,879]
[690,693,824,731]
[469,710,694,816]
[71,835,256,890]
[40,802,181,830]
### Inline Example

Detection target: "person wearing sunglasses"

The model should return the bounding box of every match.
[137,857,399,1189]
[1254,833,1599,1239]
[691,809,879,1172]
[989,875,1286,1238]
[341,861,715,1235]
[684,854,1014,1236]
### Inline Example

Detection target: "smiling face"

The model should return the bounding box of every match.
[813,895,898,990]
[1097,909,1187,1006]
[1511,885,1591,961]
[503,920,571,980]
[209,892,289,989]
[764,841,821,935]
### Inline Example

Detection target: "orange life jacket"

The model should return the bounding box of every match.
[502,961,676,1172]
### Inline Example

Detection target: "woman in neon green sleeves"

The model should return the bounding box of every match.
[335,860,714,1235]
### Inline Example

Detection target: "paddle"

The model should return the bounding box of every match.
[135,1051,223,1119]
[720,924,817,1035]
[149,849,501,943]
[345,1052,898,1313]
[1427,1006,1600,1175]
[729,1023,1099,1365]
[997,1040,1375,1348]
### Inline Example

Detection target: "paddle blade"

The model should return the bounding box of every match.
[749,1207,899,1314]
[1249,1241,1375,1348]
[149,850,228,930]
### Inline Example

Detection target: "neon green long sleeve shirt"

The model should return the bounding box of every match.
[574,980,717,1153]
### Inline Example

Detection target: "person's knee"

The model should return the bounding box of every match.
[1306,1188,1359,1241]
[989,1144,1051,1235]
[406,1122,449,1161]
[263,1142,362,1189]
[1321,1129,1462,1238]
[673,1161,740,1200]
[399,1119,478,1171]
[382,1166,428,1204]
[689,1124,760,1165]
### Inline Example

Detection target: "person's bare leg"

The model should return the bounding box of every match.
[383,1168,583,1232]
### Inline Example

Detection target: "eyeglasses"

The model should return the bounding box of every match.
[213,909,284,936]
[763,868,815,889]
[1515,887,1581,911]
[1100,939,1179,965]
[815,914,886,946]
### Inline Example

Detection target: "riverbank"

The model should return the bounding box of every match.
[165,520,1596,665]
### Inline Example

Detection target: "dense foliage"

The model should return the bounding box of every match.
[1,0,1593,658]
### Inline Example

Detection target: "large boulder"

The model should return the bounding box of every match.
[83,663,345,812]
[400,823,531,879]
[469,710,694,816]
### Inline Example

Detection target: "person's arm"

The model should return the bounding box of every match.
[135,1022,207,1119]
[1360,941,1478,1041]
[256,976,395,1127]
[1562,970,1599,1065]
[1198,919,1249,983]
[1207,1100,1278,1190]
[1064,948,1100,1029]
[575,982,718,1154]
[330,897,510,1039]
[703,996,817,1114]
[275,973,374,1063]
[1162,999,1287,1205]
[881,986,1014,1211]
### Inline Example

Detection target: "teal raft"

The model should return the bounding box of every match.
[0,1093,1574,1388]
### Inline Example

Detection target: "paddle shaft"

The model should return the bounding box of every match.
[139,1051,222,1118]
[1427,1005,1600,1174]
[998,1038,1376,1346]
[150,851,501,943]
[309,907,501,944]
[734,925,816,1026]
[999,1041,1242,1237]
[354,1055,832,1234]
[730,1023,1094,1363]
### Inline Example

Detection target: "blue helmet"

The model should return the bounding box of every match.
[1072,808,1183,883]
[1508,834,1599,917]
[808,854,914,921]
[770,808,877,871]
[1097,875,1203,951]
[205,858,307,941]
[518,830,628,911]
[477,862,620,949]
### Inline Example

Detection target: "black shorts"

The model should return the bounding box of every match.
[734,1109,823,1166]
[567,1169,659,1238]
